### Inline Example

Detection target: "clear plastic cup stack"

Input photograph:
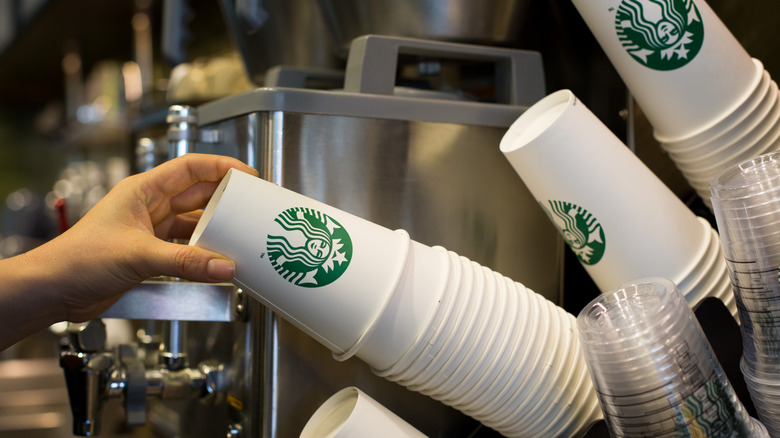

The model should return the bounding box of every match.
[710,151,780,436]
[577,278,767,437]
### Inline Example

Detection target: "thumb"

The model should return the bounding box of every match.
[148,240,236,283]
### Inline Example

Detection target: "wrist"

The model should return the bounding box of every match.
[15,243,71,323]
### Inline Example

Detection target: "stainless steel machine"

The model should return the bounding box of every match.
[59,35,563,437]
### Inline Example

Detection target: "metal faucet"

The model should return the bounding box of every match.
[60,319,230,436]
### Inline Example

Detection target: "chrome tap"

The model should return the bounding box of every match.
[60,319,230,436]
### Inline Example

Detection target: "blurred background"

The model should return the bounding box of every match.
[0,0,778,437]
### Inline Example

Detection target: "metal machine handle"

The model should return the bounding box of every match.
[343,34,545,106]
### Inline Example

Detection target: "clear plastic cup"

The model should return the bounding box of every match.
[741,358,780,436]
[711,153,780,365]
[577,278,761,437]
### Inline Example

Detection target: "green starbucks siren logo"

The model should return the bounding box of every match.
[266,207,352,287]
[542,200,606,265]
[615,0,704,70]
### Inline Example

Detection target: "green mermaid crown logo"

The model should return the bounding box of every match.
[615,0,704,70]
[542,200,606,265]
[266,207,352,287]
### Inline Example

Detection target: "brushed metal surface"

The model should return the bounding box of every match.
[101,281,237,322]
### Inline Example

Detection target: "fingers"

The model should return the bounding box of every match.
[168,181,219,213]
[142,154,258,228]
[146,239,235,283]
[148,154,258,200]
[167,211,203,240]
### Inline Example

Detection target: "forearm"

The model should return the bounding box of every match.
[0,249,68,351]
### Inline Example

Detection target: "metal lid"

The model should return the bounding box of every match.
[198,35,545,128]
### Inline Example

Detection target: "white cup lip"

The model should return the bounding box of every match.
[675,224,719,292]
[300,386,360,438]
[420,263,496,396]
[668,217,712,287]
[662,71,773,154]
[377,250,464,379]
[460,279,532,415]
[434,266,503,398]
[669,81,780,165]
[471,293,550,419]
[332,229,412,362]
[189,167,238,247]
[402,256,479,388]
[653,59,765,145]
[446,272,518,406]
[672,92,780,174]
[682,265,730,309]
[499,89,575,154]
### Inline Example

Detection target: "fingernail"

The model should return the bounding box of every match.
[207,258,235,281]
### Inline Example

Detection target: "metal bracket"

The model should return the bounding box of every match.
[101,281,237,322]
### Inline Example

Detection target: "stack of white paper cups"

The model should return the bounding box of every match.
[570,0,780,207]
[190,168,602,437]
[300,387,425,438]
[374,252,602,437]
[499,89,736,318]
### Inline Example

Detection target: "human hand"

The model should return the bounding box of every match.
[20,153,258,323]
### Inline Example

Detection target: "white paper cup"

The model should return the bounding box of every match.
[418,263,496,396]
[445,272,519,405]
[405,257,487,395]
[391,253,471,384]
[432,266,502,398]
[500,89,707,293]
[571,0,758,140]
[349,242,450,370]
[668,80,779,166]
[663,71,774,156]
[486,297,566,425]
[374,250,463,379]
[458,277,535,414]
[190,169,410,355]
[468,290,549,419]
[659,62,768,151]
[673,89,780,174]
[300,387,426,438]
